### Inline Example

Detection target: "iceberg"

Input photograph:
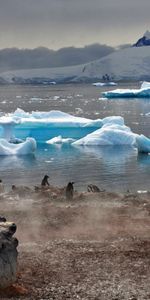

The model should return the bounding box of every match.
[0,114,37,156]
[0,109,150,154]
[72,123,136,146]
[0,138,36,156]
[72,117,150,154]
[103,81,150,98]
[0,116,21,141]
[92,82,117,87]
[0,109,103,142]
[135,134,150,153]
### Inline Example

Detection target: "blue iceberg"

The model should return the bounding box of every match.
[0,115,37,155]
[103,81,150,98]
[0,109,150,154]
[0,109,103,142]
[72,122,136,146]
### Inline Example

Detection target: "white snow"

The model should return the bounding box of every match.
[11,108,90,123]
[144,30,150,39]
[0,64,82,84]
[5,108,103,128]
[80,47,150,81]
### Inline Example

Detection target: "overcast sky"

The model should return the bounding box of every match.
[0,0,149,49]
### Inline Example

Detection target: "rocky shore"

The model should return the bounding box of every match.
[0,186,150,299]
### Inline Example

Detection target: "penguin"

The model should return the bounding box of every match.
[41,175,50,187]
[66,182,74,200]
[0,179,4,193]
[87,184,100,193]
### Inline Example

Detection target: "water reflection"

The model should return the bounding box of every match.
[137,153,150,166]
[0,82,150,191]
[73,145,137,166]
[0,144,149,192]
[0,154,36,170]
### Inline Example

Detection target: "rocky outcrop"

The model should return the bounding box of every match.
[133,30,150,47]
[0,217,18,288]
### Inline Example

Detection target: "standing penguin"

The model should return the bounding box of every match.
[41,175,50,187]
[66,182,74,200]
[0,179,4,193]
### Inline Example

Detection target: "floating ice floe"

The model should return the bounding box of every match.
[72,120,150,153]
[92,82,117,87]
[72,122,136,146]
[103,81,150,98]
[135,134,150,153]
[0,138,36,156]
[46,135,75,145]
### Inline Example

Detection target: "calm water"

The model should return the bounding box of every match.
[0,83,150,192]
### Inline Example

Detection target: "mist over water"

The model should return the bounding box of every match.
[0,83,150,192]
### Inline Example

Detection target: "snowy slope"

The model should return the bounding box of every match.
[0,45,150,82]
[0,64,83,84]
[78,46,150,81]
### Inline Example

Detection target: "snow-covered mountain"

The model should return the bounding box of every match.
[0,32,150,83]
[133,30,150,47]
[77,45,150,81]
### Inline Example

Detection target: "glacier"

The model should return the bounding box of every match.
[103,81,150,98]
[0,109,150,154]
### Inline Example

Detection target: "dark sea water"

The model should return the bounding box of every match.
[0,83,150,192]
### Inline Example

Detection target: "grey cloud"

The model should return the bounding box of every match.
[0,0,149,48]
[0,44,115,71]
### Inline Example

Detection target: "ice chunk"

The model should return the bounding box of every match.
[10,109,95,125]
[73,123,136,146]
[92,82,117,87]
[103,81,150,98]
[72,119,150,154]
[103,88,150,98]
[0,117,21,141]
[135,134,150,153]
[102,116,124,126]
[0,138,36,155]
[141,81,150,89]
[46,136,75,144]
